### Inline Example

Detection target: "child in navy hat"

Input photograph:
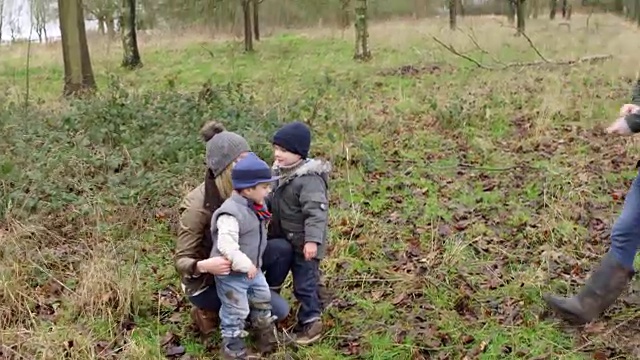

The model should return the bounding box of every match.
[269,121,332,345]
[209,152,284,358]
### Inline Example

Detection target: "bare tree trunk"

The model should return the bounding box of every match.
[516,0,526,34]
[0,1,4,42]
[507,0,515,24]
[106,15,116,39]
[353,0,371,60]
[121,0,142,69]
[549,0,557,19]
[530,0,539,18]
[252,0,260,41]
[242,0,253,52]
[98,17,105,34]
[58,0,96,96]
[449,0,457,29]
[339,0,351,28]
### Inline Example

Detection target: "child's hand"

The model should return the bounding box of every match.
[304,242,318,261]
[247,265,258,279]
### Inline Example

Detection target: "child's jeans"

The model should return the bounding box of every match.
[609,171,640,271]
[291,252,322,324]
[214,271,273,338]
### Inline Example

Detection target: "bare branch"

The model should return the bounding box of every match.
[432,36,493,70]
[433,36,612,70]
[518,31,550,63]
[458,27,506,66]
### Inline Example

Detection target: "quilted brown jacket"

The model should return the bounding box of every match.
[174,176,225,296]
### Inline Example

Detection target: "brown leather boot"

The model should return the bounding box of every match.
[543,252,634,325]
[190,306,218,336]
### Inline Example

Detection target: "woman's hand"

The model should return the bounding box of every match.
[606,117,633,135]
[620,104,640,116]
[196,257,231,275]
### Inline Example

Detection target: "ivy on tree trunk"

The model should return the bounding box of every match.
[353,0,371,60]
[121,0,142,69]
[58,0,96,96]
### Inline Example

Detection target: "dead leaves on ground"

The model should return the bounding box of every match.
[325,101,640,358]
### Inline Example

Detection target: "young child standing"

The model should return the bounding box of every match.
[210,152,281,359]
[268,121,332,345]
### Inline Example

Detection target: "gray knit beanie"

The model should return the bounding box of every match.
[200,121,251,177]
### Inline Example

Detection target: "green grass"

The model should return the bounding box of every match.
[2,13,640,360]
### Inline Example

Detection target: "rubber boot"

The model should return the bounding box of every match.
[543,252,634,325]
[251,315,296,353]
[220,336,260,360]
[190,306,218,336]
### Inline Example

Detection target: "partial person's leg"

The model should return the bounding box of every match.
[317,268,333,310]
[187,286,221,336]
[543,174,640,324]
[262,238,293,294]
[291,253,323,345]
[248,272,280,353]
[214,274,253,359]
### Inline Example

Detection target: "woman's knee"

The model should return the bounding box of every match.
[270,290,290,320]
[188,286,222,312]
[612,212,640,246]
[264,238,293,265]
[267,238,293,255]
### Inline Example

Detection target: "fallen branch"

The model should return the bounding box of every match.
[432,35,612,70]
[458,27,506,67]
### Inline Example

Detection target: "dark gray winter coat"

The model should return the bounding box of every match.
[268,159,331,259]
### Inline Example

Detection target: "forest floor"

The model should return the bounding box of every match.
[2,13,640,360]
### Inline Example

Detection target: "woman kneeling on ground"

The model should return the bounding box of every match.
[174,122,293,352]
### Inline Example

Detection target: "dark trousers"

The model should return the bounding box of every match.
[291,252,322,324]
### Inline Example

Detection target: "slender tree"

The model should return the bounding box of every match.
[353,0,371,60]
[253,0,260,41]
[449,0,457,29]
[515,0,526,34]
[121,0,142,69]
[507,0,515,24]
[549,0,557,19]
[58,0,97,96]
[0,0,5,41]
[242,0,253,51]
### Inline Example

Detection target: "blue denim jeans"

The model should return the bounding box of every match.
[188,238,293,320]
[214,271,272,338]
[291,252,322,324]
[609,173,640,271]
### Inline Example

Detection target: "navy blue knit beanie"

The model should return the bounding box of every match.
[272,121,311,159]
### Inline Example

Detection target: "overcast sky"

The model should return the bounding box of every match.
[1,0,97,42]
